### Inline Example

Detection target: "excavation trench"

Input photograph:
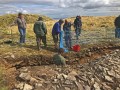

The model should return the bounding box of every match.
[6,44,120,69]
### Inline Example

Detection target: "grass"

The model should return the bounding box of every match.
[0,68,8,90]
[0,14,52,28]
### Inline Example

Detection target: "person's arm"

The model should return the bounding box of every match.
[56,23,61,33]
[42,22,47,34]
[114,17,118,28]
[74,20,76,28]
[33,24,36,34]
[80,20,82,27]
[63,24,66,31]
[10,18,17,26]
[24,19,27,28]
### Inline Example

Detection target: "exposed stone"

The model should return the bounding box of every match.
[62,74,68,79]
[74,81,84,90]
[29,77,38,85]
[67,75,76,81]
[94,82,100,90]
[19,67,28,73]
[64,87,71,90]
[35,83,42,87]
[15,82,24,89]
[19,73,31,81]
[104,76,113,82]
[23,83,33,90]
[84,85,90,90]
[11,54,15,59]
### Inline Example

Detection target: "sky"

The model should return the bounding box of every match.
[0,0,120,19]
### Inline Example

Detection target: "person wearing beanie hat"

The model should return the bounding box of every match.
[33,16,47,50]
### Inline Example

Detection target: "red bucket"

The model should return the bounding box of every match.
[72,45,81,52]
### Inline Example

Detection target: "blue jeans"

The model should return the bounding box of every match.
[18,28,26,43]
[115,28,120,38]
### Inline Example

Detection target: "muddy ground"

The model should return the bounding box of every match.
[0,41,120,89]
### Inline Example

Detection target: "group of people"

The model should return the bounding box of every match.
[13,12,120,66]
[14,13,82,51]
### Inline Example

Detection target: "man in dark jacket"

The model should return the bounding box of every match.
[33,17,47,50]
[52,19,64,49]
[74,16,82,40]
[114,15,120,38]
[15,12,27,44]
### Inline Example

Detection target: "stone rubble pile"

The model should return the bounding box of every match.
[14,49,120,90]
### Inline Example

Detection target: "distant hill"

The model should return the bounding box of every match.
[67,16,116,30]
[0,14,53,28]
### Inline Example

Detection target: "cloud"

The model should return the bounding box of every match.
[0,0,120,18]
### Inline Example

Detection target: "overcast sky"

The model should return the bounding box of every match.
[0,0,120,19]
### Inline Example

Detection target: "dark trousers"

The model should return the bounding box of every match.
[36,35,47,49]
[18,28,26,43]
[75,27,81,40]
[64,35,72,48]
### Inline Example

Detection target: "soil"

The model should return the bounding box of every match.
[1,43,120,89]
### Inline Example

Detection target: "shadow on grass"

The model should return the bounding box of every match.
[23,44,57,52]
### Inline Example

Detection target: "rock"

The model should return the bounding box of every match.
[102,83,111,90]
[84,85,90,90]
[30,77,38,85]
[67,75,76,81]
[11,54,15,59]
[116,87,120,90]
[34,83,43,89]
[62,74,68,79]
[15,82,24,89]
[94,82,100,90]
[67,71,78,81]
[40,73,47,80]
[107,70,116,77]
[23,83,33,90]
[57,74,63,80]
[74,81,84,90]
[104,76,113,82]
[52,79,59,84]
[64,87,71,90]
[68,71,78,76]
[19,67,28,73]
[64,80,72,85]
[19,73,31,81]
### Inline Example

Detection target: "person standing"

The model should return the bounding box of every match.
[74,16,82,40]
[63,20,72,49]
[52,19,64,49]
[16,12,27,44]
[33,17,47,50]
[114,15,120,38]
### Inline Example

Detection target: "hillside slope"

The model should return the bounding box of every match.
[0,14,53,28]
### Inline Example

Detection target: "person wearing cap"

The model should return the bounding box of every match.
[15,12,27,44]
[52,19,64,49]
[114,15,120,38]
[33,17,47,50]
